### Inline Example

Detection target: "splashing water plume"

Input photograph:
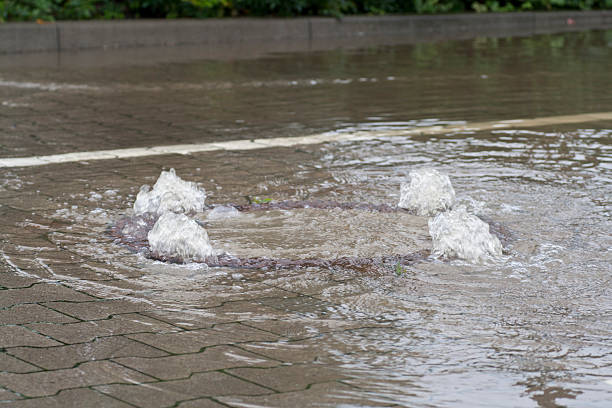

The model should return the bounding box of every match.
[148,212,214,262]
[124,166,504,266]
[133,168,207,215]
[428,206,503,263]
[398,168,455,216]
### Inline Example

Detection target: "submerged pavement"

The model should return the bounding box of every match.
[2,145,425,407]
[0,265,366,407]
[2,28,612,407]
[2,112,611,408]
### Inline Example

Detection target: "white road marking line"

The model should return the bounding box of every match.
[0,79,98,91]
[2,112,611,168]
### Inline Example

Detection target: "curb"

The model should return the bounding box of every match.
[1,11,611,54]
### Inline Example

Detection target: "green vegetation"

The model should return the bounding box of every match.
[394,261,406,277]
[1,0,611,22]
[251,196,273,204]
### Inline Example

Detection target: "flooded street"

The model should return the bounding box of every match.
[1,29,611,407]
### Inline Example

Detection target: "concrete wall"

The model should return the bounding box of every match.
[1,11,611,54]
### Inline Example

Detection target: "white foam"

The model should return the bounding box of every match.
[398,168,455,216]
[428,206,502,263]
[148,213,214,262]
[133,168,206,215]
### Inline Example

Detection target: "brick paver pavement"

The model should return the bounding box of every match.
[0,150,405,407]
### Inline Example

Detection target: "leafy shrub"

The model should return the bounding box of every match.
[0,0,610,22]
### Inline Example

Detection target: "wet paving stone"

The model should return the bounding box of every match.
[239,339,337,364]
[127,322,280,354]
[0,386,22,402]
[0,257,56,281]
[175,398,228,408]
[0,304,77,325]
[0,283,97,308]
[217,381,398,407]
[3,387,134,407]
[0,360,156,397]
[95,371,272,408]
[43,299,153,321]
[113,344,279,380]
[26,313,180,344]
[138,308,232,330]
[0,326,62,348]
[228,364,346,392]
[23,260,119,282]
[139,300,290,330]
[6,336,169,370]
[0,273,39,289]
[0,352,40,374]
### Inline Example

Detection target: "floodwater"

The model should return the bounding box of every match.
[1,29,612,407]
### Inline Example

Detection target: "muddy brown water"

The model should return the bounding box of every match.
[1,30,611,407]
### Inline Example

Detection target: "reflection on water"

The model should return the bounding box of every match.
[1,29,611,407]
[1,30,612,158]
